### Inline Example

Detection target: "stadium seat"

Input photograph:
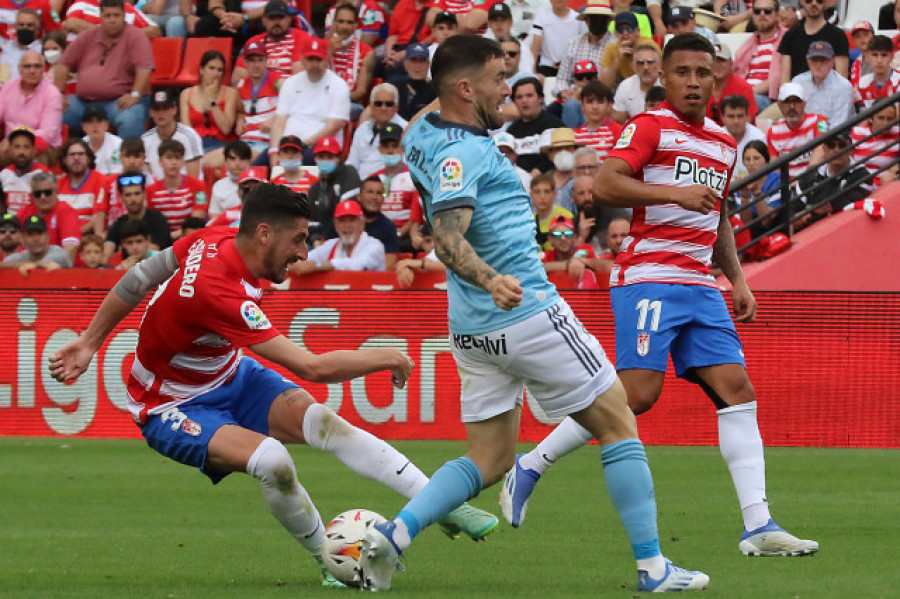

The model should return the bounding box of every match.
[149,37,184,87]
[167,38,233,88]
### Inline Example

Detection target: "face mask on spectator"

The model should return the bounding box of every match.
[281,158,303,171]
[16,28,36,46]
[553,150,575,172]
[380,153,402,168]
[317,159,338,174]
[43,49,61,64]
[227,171,240,181]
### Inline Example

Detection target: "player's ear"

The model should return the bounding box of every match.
[457,77,474,103]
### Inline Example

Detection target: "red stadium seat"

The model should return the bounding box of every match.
[167,38,233,88]
[149,37,184,87]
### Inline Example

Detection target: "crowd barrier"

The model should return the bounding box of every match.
[0,270,897,448]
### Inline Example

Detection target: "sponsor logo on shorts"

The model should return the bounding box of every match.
[241,301,272,330]
[453,333,508,355]
[637,332,650,357]
[439,157,463,192]
[615,123,636,148]
[181,419,202,436]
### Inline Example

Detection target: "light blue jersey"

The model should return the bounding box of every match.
[403,112,559,335]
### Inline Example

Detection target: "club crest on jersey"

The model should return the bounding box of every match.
[181,419,202,436]
[674,156,728,194]
[616,123,637,149]
[241,301,271,330]
[637,332,650,357]
[440,157,463,191]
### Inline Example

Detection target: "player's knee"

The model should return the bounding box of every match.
[248,437,297,493]
[302,402,355,451]
[627,390,658,415]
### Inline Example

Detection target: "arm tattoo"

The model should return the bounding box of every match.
[712,208,744,284]
[432,207,500,291]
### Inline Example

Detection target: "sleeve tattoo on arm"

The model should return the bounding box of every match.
[432,207,500,291]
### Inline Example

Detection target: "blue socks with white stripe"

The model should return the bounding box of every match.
[601,439,666,577]
[391,457,483,550]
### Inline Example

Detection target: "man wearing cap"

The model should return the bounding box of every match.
[82,104,123,175]
[733,0,786,112]
[292,199,386,273]
[16,172,81,261]
[792,40,854,127]
[1,214,73,271]
[142,89,203,180]
[323,176,401,268]
[553,0,614,97]
[777,0,848,82]
[208,167,268,227]
[55,0,154,140]
[270,37,350,166]
[0,127,51,216]
[486,3,536,75]
[0,50,63,163]
[327,2,375,112]
[540,214,608,289]
[849,21,874,84]
[232,1,311,84]
[664,7,718,44]
[428,11,458,64]
[552,59,597,128]
[541,127,578,213]
[387,42,438,122]
[0,213,23,260]
[708,41,757,125]
[104,170,171,262]
[307,136,361,242]
[493,132,532,190]
[234,39,284,160]
[796,131,872,226]
[599,12,659,88]
[271,136,318,196]
[767,82,829,178]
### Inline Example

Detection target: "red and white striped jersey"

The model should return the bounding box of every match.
[65,0,153,29]
[574,121,623,161]
[766,113,829,178]
[432,0,489,34]
[854,70,900,109]
[605,102,736,288]
[271,171,318,194]
[57,169,106,226]
[372,167,420,228]
[126,227,281,424]
[330,39,373,91]
[0,0,59,42]
[237,71,283,146]
[324,0,386,39]
[0,162,51,215]
[146,176,208,235]
[744,35,778,87]
[236,30,310,78]
[851,124,899,186]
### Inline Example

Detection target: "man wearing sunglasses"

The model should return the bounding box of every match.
[733,0,786,112]
[777,0,848,82]
[103,170,172,263]
[0,127,51,216]
[600,11,659,88]
[16,171,81,262]
[346,82,408,179]
[540,214,608,289]
[0,214,72,271]
[0,214,23,261]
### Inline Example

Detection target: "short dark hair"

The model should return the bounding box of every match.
[99,0,125,10]
[580,79,614,103]
[362,175,384,188]
[60,138,96,173]
[334,2,357,20]
[181,216,207,233]
[158,138,185,159]
[720,94,749,113]
[743,139,770,163]
[119,219,150,241]
[120,136,145,156]
[224,140,252,160]
[530,172,555,191]
[868,35,893,53]
[512,76,543,99]
[237,182,311,236]
[7,128,35,145]
[645,85,666,105]
[42,29,66,49]
[662,33,716,65]
[431,34,504,96]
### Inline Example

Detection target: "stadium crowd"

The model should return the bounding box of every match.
[0,0,897,283]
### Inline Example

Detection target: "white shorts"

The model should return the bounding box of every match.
[451,300,617,423]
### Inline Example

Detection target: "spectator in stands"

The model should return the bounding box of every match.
[855,35,900,110]
[541,127,578,213]
[104,171,171,262]
[733,0,785,112]
[0,51,63,164]
[324,176,400,269]
[388,42,437,122]
[531,172,571,249]
[599,12,658,89]
[208,167,267,226]
[851,103,899,186]
[428,11,459,65]
[93,136,150,232]
[571,172,628,249]
[508,76,564,174]
[554,0,613,100]
[1,214,72,270]
[307,136,360,244]
[0,214,23,260]
[733,139,785,237]
[324,0,386,49]
[492,132,532,191]
[270,37,351,166]
[500,36,531,89]
[63,0,162,38]
[347,83,407,179]
[82,105,122,175]
[181,216,207,236]
[140,0,188,38]
[233,40,283,162]
[143,89,203,180]
[792,41,855,128]
[291,199,386,273]
[550,59,596,129]
[611,43,660,123]
[0,4,59,58]
[599,216,629,259]
[209,140,251,221]
[395,248,446,287]
[644,85,666,110]
[145,139,208,238]
[708,42,757,125]
[56,0,154,140]
[181,50,240,158]
[195,0,263,47]
[0,128,50,215]
[849,21,874,83]
[531,0,586,79]
[113,219,156,269]
[427,0,490,34]
[540,214,607,288]
[41,29,66,73]
[796,132,872,226]
[767,82,829,178]
[57,138,108,236]
[778,0,848,81]
[721,95,766,178]
[0,9,44,84]
[665,7,719,44]
[328,2,375,118]
[372,122,422,250]
[270,135,319,193]
[573,145,600,179]
[79,233,107,267]
[383,0,432,74]
[18,172,81,261]
[573,80,622,161]
[231,0,309,84]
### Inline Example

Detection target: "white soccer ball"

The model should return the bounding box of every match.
[322,508,388,587]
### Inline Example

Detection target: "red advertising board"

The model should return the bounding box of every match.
[0,279,898,447]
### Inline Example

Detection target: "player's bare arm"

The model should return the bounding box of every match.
[596,157,718,214]
[432,206,523,310]
[712,209,758,323]
[250,334,415,389]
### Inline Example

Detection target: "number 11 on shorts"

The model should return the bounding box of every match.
[635,299,661,332]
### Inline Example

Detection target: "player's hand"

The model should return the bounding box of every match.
[672,185,719,214]
[731,280,757,323]
[48,337,96,383]
[487,274,523,311]
[387,351,415,389]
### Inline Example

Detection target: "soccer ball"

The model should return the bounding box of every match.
[322,508,388,587]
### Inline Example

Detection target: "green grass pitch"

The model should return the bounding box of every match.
[1,438,898,598]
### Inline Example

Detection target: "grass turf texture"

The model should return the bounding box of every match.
[1,439,897,598]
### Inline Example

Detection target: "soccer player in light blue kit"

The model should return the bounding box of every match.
[357,34,709,593]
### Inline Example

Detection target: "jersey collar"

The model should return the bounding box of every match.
[424,112,489,137]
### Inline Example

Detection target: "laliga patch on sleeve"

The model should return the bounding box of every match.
[240,301,272,330]
[439,157,463,192]
[615,123,637,149]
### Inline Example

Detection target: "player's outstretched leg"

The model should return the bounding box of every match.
[499,417,592,526]
[301,403,498,542]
